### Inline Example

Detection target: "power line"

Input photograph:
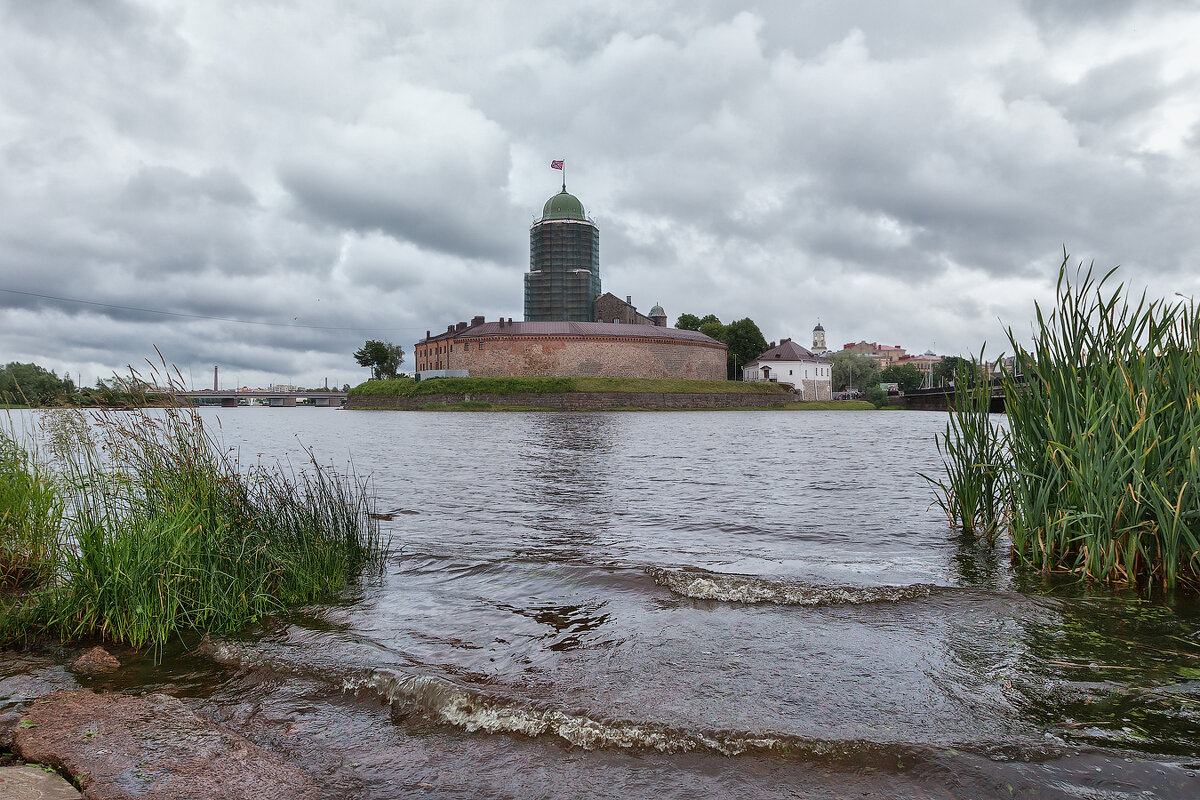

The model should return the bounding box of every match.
[0,287,424,332]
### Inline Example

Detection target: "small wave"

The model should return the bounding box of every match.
[343,668,1062,764]
[647,567,945,606]
[346,668,785,756]
[202,639,1060,765]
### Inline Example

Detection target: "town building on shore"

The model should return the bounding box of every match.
[897,350,943,387]
[593,292,668,326]
[742,338,832,399]
[842,340,907,368]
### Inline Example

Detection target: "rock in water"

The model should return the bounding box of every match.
[0,765,83,799]
[69,648,120,676]
[11,690,318,800]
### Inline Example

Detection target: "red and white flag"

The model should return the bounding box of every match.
[550,160,564,170]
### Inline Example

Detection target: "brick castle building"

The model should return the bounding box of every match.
[416,178,724,379]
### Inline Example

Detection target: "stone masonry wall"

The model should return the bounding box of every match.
[798,379,833,401]
[346,391,798,410]
[451,336,725,381]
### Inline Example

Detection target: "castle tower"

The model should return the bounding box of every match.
[649,303,668,327]
[812,322,826,353]
[524,183,601,322]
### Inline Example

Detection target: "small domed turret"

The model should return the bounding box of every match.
[648,303,667,327]
[542,189,586,221]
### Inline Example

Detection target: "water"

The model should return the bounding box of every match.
[4,408,1199,798]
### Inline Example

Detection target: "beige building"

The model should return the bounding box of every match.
[898,350,943,388]
[842,340,907,368]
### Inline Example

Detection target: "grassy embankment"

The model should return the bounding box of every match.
[345,376,877,411]
[927,258,1200,589]
[0,405,384,655]
[349,376,796,396]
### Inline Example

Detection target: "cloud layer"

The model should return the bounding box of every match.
[2,0,1198,387]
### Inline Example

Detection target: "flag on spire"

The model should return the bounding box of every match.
[550,160,564,170]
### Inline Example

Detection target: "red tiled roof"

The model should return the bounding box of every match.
[421,320,724,345]
[743,339,828,368]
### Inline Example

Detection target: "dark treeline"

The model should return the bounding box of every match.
[0,362,170,407]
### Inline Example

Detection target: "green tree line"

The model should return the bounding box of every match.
[675,313,768,380]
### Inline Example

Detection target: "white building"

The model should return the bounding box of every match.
[742,338,833,400]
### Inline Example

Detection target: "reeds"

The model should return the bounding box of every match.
[930,255,1200,589]
[922,357,1007,543]
[0,428,62,590]
[1,389,385,653]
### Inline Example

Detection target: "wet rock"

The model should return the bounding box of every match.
[0,710,19,749]
[68,648,120,676]
[11,690,318,800]
[0,765,83,799]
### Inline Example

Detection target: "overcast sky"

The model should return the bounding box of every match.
[2,0,1199,389]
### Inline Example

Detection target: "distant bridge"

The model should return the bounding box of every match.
[175,390,347,408]
[900,381,1007,413]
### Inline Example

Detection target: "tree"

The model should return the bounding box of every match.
[722,318,769,380]
[0,362,76,406]
[698,319,726,342]
[878,363,926,393]
[674,312,768,380]
[826,351,880,392]
[354,340,405,380]
[931,356,970,387]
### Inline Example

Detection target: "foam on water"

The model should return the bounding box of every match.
[345,668,786,755]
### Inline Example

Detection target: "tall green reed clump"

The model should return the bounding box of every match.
[923,357,1008,543]
[1002,260,1200,588]
[0,428,63,590]
[40,400,385,651]
[931,255,1200,589]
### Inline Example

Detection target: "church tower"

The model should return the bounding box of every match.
[812,322,826,353]
[524,181,601,322]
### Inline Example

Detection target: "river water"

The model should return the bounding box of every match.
[3,408,1199,798]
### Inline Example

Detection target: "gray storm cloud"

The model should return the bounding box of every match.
[1,0,1198,387]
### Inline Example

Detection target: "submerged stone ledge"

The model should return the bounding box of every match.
[11,690,317,800]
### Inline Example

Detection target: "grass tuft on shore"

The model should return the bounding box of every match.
[0,429,62,591]
[1,403,385,653]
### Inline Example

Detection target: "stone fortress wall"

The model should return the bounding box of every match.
[450,334,725,381]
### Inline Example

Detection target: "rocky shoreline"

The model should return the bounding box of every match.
[2,646,318,800]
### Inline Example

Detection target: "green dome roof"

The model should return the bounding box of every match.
[542,189,586,221]
[649,304,666,317]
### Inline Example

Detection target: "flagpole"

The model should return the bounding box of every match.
[562,162,566,192]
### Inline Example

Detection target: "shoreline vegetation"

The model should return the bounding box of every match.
[928,257,1200,590]
[0,402,384,656]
